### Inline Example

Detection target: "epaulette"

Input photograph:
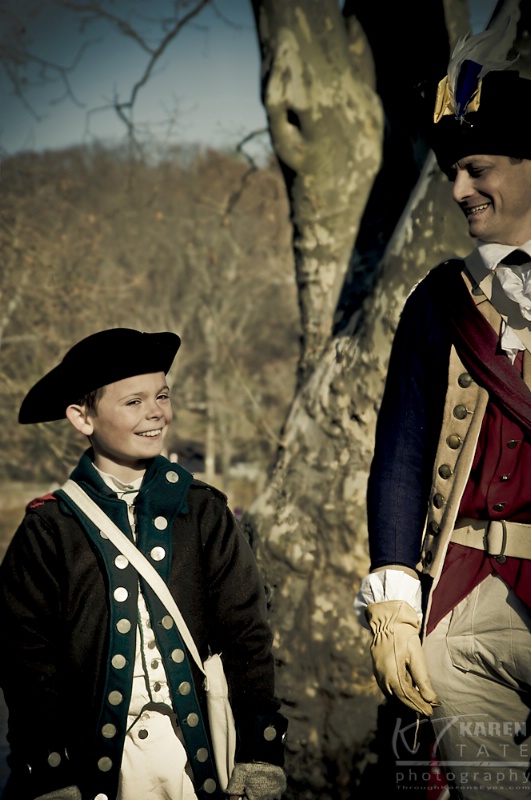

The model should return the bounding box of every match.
[26,493,57,511]
[190,478,227,502]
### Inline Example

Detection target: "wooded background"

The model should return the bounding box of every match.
[2,1,531,797]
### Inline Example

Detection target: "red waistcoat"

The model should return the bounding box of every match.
[428,350,531,634]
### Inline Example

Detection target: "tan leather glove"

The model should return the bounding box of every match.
[365,600,439,716]
[226,762,287,800]
[35,788,81,800]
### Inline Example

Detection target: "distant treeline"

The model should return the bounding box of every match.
[0,143,300,485]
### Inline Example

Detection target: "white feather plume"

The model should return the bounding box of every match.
[447,12,520,113]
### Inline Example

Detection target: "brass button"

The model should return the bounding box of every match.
[99,530,109,540]
[102,724,117,739]
[153,516,168,531]
[161,615,173,630]
[458,372,473,388]
[447,434,462,450]
[138,729,149,740]
[203,778,217,794]
[113,587,128,603]
[438,464,452,479]
[151,659,159,670]
[153,682,162,692]
[166,471,179,483]
[94,794,109,800]
[196,747,209,762]
[493,503,505,512]
[148,639,157,649]
[97,757,113,772]
[108,691,123,706]
[264,726,277,741]
[507,439,520,449]
[171,648,185,663]
[111,654,126,670]
[433,493,445,509]
[186,713,199,727]
[150,546,166,562]
[501,474,510,482]
[453,404,468,420]
[428,520,440,535]
[116,618,131,634]
[115,555,129,570]
[179,681,191,696]
[47,752,61,768]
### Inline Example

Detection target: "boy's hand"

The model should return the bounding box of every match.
[226,762,286,799]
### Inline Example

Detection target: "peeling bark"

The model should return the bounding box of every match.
[251,0,383,379]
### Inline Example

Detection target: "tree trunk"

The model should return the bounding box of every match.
[247,1,472,797]
[251,0,383,381]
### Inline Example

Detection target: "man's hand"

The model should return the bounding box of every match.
[365,599,439,716]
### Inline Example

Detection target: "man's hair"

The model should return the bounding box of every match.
[74,386,105,414]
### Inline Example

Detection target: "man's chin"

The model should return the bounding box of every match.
[466,219,488,239]
[466,225,480,239]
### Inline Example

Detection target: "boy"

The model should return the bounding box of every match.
[0,328,287,800]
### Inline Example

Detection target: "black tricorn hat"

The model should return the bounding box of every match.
[19,328,181,424]
[425,14,531,173]
[429,68,531,173]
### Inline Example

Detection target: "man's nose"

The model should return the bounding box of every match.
[452,171,472,204]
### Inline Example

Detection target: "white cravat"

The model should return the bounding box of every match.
[478,239,531,361]
[495,256,531,321]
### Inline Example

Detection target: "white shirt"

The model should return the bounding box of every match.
[92,466,197,800]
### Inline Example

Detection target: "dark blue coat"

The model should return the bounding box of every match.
[0,452,285,800]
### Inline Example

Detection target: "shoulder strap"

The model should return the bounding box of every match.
[461,259,503,333]
[60,479,205,676]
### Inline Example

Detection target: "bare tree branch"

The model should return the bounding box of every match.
[61,0,213,143]
[0,18,94,117]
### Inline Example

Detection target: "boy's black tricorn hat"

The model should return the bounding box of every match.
[426,15,531,173]
[19,328,181,424]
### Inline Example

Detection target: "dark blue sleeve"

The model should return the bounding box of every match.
[366,271,452,571]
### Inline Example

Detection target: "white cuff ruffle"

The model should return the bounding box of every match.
[354,569,423,630]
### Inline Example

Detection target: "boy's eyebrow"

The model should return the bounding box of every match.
[118,384,170,402]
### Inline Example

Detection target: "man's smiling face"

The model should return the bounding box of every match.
[448,155,531,246]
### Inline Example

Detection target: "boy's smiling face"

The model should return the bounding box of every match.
[68,371,172,482]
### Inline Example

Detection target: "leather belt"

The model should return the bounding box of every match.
[451,517,531,562]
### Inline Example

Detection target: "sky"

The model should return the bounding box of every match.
[0,0,498,161]
[0,0,270,160]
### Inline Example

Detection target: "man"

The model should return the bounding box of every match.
[356,20,531,799]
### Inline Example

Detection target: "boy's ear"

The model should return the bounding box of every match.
[66,404,94,436]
